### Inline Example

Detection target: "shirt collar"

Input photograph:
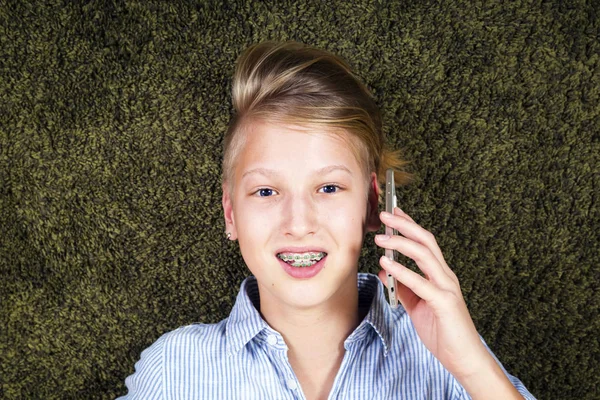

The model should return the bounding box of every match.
[225,276,269,356]
[354,273,397,357]
[226,273,400,356]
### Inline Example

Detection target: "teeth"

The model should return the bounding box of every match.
[277,252,326,262]
[276,252,327,267]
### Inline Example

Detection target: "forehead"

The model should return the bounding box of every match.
[235,121,365,176]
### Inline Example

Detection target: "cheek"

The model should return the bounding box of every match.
[326,201,368,240]
[234,204,275,248]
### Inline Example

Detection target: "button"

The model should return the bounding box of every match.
[266,334,277,345]
[286,378,298,390]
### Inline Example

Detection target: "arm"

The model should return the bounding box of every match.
[117,336,165,400]
[375,207,534,400]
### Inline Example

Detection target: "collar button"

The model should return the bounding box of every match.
[286,378,298,390]
[266,334,278,345]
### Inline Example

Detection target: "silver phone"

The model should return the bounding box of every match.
[385,169,399,308]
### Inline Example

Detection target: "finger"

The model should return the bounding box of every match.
[380,211,459,286]
[392,209,458,283]
[381,210,440,260]
[375,234,454,289]
[379,255,440,303]
[377,269,420,312]
[393,207,415,222]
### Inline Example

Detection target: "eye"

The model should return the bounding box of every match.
[255,188,276,197]
[319,184,341,194]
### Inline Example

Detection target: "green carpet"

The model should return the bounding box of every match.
[1,1,598,398]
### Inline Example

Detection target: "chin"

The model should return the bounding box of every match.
[277,269,356,310]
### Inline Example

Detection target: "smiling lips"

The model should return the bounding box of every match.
[277,252,327,267]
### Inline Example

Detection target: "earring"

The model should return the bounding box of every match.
[226,232,231,240]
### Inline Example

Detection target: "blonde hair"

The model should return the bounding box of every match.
[222,41,411,199]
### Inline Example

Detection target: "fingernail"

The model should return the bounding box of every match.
[380,255,392,265]
[376,234,390,241]
[394,207,404,214]
[381,211,393,219]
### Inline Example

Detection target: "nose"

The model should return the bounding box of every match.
[281,192,318,238]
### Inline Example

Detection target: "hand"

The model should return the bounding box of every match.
[374,207,492,382]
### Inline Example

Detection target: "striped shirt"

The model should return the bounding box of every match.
[118,273,535,399]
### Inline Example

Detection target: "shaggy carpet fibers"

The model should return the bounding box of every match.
[1,0,598,398]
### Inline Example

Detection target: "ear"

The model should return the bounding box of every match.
[222,182,238,240]
[365,172,381,233]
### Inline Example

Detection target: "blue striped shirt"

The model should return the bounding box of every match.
[119,273,535,399]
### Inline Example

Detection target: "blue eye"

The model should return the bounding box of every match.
[320,185,340,194]
[258,188,274,197]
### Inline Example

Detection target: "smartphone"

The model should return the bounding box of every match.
[385,169,399,308]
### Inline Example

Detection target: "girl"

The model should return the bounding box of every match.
[119,41,535,399]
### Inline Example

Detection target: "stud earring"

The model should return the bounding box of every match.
[226,232,231,240]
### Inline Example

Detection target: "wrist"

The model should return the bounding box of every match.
[456,352,522,400]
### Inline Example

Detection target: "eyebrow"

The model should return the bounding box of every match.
[241,164,353,179]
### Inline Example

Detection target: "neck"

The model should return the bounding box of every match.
[258,278,362,363]
[256,276,368,400]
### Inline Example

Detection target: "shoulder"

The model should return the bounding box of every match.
[159,319,229,356]
[386,305,429,356]
[382,311,535,399]
[373,307,468,398]
[118,320,229,399]
[384,306,449,374]
[163,319,228,340]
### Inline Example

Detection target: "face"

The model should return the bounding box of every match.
[222,120,381,310]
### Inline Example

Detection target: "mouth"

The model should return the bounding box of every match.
[276,251,328,268]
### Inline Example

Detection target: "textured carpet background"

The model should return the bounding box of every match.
[1,0,598,399]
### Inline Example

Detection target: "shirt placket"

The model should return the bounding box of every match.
[264,332,362,400]
[263,331,306,400]
[326,343,359,399]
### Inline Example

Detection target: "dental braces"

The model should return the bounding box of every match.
[289,260,319,267]
[279,252,326,261]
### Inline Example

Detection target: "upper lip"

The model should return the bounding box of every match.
[275,246,328,255]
